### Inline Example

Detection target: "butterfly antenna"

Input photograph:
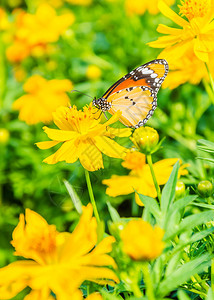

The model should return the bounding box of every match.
[70,89,94,99]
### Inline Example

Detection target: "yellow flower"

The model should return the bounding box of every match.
[34,0,64,8]
[0,204,118,300]
[162,49,209,89]
[66,0,92,5]
[13,66,27,82]
[13,75,72,125]
[130,126,159,154]
[86,65,102,80]
[121,219,165,260]
[103,152,189,206]
[0,128,10,144]
[36,105,131,171]
[6,4,74,62]
[125,0,175,16]
[86,293,103,300]
[0,8,11,31]
[148,0,214,62]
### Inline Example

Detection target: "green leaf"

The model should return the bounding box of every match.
[164,210,214,240]
[165,252,182,278]
[157,253,212,298]
[138,194,161,223]
[63,179,82,214]
[168,227,214,257]
[164,196,197,231]
[107,201,121,222]
[192,202,214,209]
[177,290,191,300]
[161,161,179,217]
[207,288,214,300]
[198,139,214,149]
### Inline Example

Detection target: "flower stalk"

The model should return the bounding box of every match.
[85,169,100,224]
[141,262,156,300]
[205,63,214,104]
[146,154,161,203]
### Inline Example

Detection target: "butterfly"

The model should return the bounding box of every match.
[93,59,168,128]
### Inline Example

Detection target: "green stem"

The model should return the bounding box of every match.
[0,33,7,110]
[141,262,156,300]
[211,258,214,292]
[84,169,100,223]
[147,154,161,203]
[205,63,214,104]
[131,282,143,298]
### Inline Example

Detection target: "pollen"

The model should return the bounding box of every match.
[179,0,210,20]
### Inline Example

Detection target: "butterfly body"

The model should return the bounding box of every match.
[93,59,168,128]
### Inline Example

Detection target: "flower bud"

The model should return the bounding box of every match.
[130,126,159,154]
[109,221,125,239]
[175,181,186,199]
[0,128,10,144]
[120,219,164,261]
[198,180,213,198]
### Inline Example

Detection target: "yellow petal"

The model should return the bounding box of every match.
[148,35,184,48]
[159,0,189,27]
[105,127,132,138]
[103,175,139,196]
[78,142,104,171]
[0,261,38,299]
[43,140,79,164]
[157,24,183,35]
[79,266,119,284]
[43,126,79,141]
[94,136,128,159]
[36,141,60,149]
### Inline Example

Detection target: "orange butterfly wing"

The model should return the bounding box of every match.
[94,59,168,128]
[108,86,155,127]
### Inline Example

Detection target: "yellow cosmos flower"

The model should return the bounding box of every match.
[121,219,165,260]
[0,8,11,31]
[66,0,92,5]
[148,0,214,62]
[6,4,74,62]
[0,204,118,300]
[86,65,102,80]
[163,50,209,89]
[13,75,72,125]
[103,152,189,206]
[125,0,175,16]
[34,0,64,8]
[0,128,10,144]
[86,293,103,300]
[36,105,132,171]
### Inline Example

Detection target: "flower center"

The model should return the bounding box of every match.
[28,225,57,255]
[179,0,210,20]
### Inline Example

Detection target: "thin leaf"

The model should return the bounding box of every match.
[207,287,214,300]
[63,179,82,214]
[164,210,214,240]
[107,201,121,222]
[177,290,191,300]
[161,161,179,216]
[192,202,214,209]
[138,193,161,223]
[157,253,212,298]
[197,139,214,148]
[164,196,197,231]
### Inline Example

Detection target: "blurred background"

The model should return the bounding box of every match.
[0,0,213,269]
